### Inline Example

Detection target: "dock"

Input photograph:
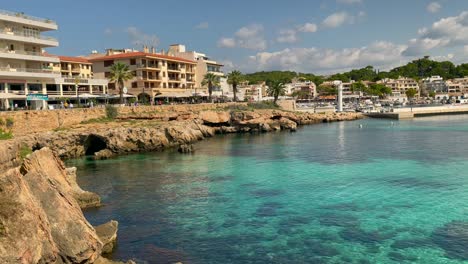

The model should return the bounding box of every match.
[366,105,468,119]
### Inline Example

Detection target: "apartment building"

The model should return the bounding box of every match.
[90,48,197,101]
[47,55,108,97]
[285,79,317,98]
[168,44,224,91]
[378,77,420,97]
[421,76,447,93]
[0,9,60,109]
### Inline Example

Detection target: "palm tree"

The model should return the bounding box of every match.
[201,73,220,102]
[109,62,134,104]
[267,81,286,104]
[227,70,243,102]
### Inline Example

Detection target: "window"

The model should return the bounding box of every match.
[105,72,111,78]
[108,83,115,90]
[9,44,14,51]
[130,59,136,65]
[163,83,167,88]
[132,82,137,88]
[163,72,166,77]
[104,60,114,67]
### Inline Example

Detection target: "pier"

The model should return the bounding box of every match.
[366,105,468,119]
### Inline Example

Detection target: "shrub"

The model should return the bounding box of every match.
[19,144,32,159]
[5,117,13,129]
[247,101,279,109]
[105,105,118,119]
[0,128,13,140]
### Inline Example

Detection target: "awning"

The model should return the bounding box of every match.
[0,93,26,99]
[155,91,192,98]
[77,93,100,98]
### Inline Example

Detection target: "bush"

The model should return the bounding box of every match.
[105,105,118,119]
[5,117,13,129]
[247,101,279,109]
[19,144,32,159]
[0,128,13,140]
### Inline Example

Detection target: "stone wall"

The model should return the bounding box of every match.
[0,103,247,136]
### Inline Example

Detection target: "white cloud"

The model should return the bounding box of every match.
[298,23,318,33]
[403,11,468,56]
[464,45,468,54]
[337,0,362,4]
[195,22,209,29]
[246,41,407,74]
[427,2,441,13]
[126,27,159,48]
[104,28,113,35]
[218,24,267,50]
[276,29,299,43]
[217,38,236,48]
[322,12,354,28]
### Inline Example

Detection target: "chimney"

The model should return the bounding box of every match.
[143,45,149,53]
[151,46,155,54]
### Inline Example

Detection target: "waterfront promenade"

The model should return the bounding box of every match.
[367,105,468,119]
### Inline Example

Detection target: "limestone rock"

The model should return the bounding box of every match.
[65,167,101,208]
[278,117,298,131]
[94,149,114,160]
[0,148,102,263]
[178,144,194,153]
[200,111,230,125]
[95,220,118,254]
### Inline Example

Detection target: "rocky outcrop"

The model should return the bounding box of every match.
[178,144,194,153]
[66,167,101,208]
[0,148,102,263]
[95,220,118,254]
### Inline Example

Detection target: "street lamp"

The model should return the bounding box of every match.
[74,77,80,107]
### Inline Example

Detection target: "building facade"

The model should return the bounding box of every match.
[378,77,420,97]
[0,9,60,109]
[90,48,197,100]
[168,44,223,92]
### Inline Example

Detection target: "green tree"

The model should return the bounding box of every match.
[367,84,392,98]
[227,70,243,102]
[267,81,286,104]
[429,91,436,98]
[291,90,310,99]
[405,88,418,100]
[317,84,337,96]
[350,81,366,99]
[202,73,220,102]
[109,62,134,104]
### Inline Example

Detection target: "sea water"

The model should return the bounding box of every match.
[68,115,468,263]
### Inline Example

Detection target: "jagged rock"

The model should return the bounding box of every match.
[178,144,194,153]
[94,149,114,160]
[65,167,101,208]
[95,256,136,264]
[278,117,298,131]
[0,148,102,263]
[95,220,118,254]
[200,111,230,125]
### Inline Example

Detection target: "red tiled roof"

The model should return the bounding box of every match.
[88,52,197,64]
[57,55,91,64]
[44,53,91,64]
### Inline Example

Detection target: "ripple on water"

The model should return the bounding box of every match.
[431,221,468,260]
[249,189,286,198]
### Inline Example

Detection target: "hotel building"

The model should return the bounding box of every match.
[0,9,60,109]
[0,10,108,110]
[167,44,224,93]
[90,47,197,100]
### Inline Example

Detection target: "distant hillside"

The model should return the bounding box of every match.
[242,58,468,84]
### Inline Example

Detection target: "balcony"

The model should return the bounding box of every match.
[167,66,181,72]
[0,67,60,78]
[0,29,58,47]
[0,10,57,30]
[136,63,160,69]
[0,48,59,62]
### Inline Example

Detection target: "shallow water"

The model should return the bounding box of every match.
[68,115,468,264]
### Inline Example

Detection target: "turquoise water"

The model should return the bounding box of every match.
[68,115,468,264]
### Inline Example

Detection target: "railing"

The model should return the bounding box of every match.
[0,48,49,57]
[0,9,56,25]
[136,63,159,69]
[1,29,58,42]
[167,67,181,71]
[0,67,60,74]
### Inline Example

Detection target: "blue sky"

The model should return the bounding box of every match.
[5,0,468,74]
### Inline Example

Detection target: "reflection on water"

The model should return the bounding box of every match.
[68,115,468,264]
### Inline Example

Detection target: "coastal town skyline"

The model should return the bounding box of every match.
[5,0,468,74]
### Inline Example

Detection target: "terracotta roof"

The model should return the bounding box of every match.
[44,53,91,64]
[57,55,91,64]
[89,52,197,64]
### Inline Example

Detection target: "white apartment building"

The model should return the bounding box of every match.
[284,79,317,98]
[0,9,60,109]
[168,44,224,91]
[0,10,108,110]
[422,75,447,93]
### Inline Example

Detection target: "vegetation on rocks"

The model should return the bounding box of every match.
[106,105,119,119]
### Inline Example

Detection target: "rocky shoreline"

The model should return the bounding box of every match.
[0,107,363,263]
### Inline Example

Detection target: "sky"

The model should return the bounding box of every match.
[4,0,468,74]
